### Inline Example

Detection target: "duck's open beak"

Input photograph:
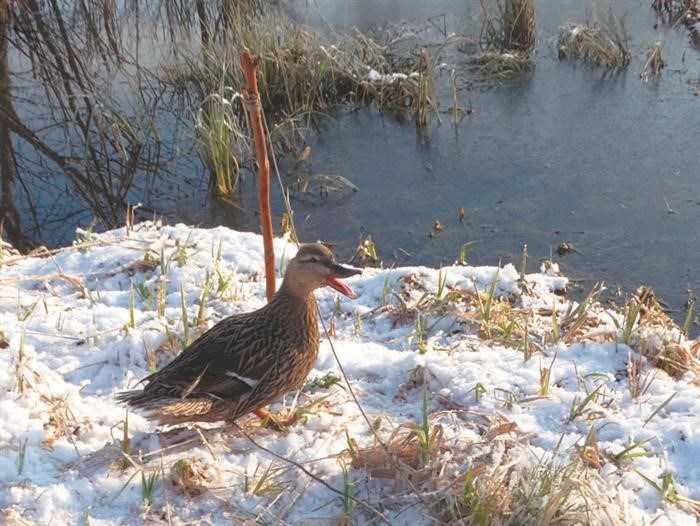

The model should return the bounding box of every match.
[325,263,362,299]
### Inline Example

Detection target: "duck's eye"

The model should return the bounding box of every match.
[308,257,318,263]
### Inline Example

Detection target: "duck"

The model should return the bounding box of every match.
[117,243,361,427]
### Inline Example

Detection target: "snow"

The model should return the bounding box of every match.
[1,222,698,524]
[368,68,410,84]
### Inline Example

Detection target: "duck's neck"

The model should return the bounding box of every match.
[272,287,319,323]
[270,288,320,349]
[277,274,313,300]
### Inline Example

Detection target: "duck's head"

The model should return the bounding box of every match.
[281,243,361,299]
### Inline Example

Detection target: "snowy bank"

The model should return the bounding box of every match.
[1,223,698,525]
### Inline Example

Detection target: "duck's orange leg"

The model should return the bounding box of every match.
[252,407,299,430]
[253,407,271,420]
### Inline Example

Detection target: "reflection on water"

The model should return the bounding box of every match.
[1,2,202,249]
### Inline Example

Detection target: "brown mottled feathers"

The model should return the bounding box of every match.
[116,243,360,426]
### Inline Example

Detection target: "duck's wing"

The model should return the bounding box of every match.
[142,310,275,400]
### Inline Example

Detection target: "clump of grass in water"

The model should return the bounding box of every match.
[163,10,360,119]
[194,88,247,199]
[480,0,536,53]
[474,0,535,81]
[158,4,445,206]
[415,50,437,128]
[166,6,439,134]
[457,241,477,266]
[558,8,631,70]
[362,49,439,128]
[162,11,359,203]
[287,173,358,203]
[470,50,534,81]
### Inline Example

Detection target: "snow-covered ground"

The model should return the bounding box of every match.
[1,223,698,525]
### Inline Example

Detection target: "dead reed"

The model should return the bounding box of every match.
[641,42,665,80]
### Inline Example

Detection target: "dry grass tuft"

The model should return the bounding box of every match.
[480,0,536,53]
[349,409,628,525]
[475,0,536,82]
[469,51,534,82]
[645,340,700,380]
[620,287,700,382]
[170,457,217,497]
[350,422,447,486]
[41,396,85,450]
[558,9,632,70]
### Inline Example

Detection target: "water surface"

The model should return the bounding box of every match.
[201,1,699,324]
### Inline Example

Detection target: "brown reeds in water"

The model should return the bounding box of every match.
[160,7,434,200]
[682,3,700,46]
[161,10,361,119]
[558,9,632,70]
[480,0,536,53]
[163,6,442,133]
[474,0,535,82]
[470,50,534,82]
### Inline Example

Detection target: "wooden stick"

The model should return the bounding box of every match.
[240,48,275,302]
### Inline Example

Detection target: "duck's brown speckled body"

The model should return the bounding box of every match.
[117,243,360,426]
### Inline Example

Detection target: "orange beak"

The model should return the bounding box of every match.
[325,263,362,298]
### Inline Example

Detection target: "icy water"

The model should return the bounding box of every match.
[6,1,699,326]
[198,0,700,324]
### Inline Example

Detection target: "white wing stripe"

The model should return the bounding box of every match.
[225,370,259,389]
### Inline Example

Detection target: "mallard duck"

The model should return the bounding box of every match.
[117,243,361,427]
